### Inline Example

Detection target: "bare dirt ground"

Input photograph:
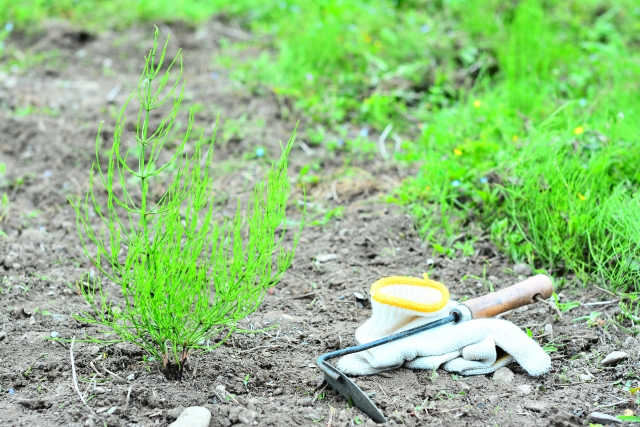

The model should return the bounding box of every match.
[1,20,638,427]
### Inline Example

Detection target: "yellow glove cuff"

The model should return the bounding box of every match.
[370,273,449,313]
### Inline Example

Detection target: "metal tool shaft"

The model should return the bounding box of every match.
[317,314,458,371]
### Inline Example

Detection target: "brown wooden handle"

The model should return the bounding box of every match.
[462,274,553,319]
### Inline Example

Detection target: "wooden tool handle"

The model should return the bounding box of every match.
[462,274,553,319]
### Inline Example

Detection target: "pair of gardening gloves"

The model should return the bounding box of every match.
[336,274,551,377]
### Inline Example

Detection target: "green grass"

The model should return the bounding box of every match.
[2,0,640,297]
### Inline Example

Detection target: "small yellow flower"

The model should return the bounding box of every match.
[453,148,463,156]
[624,409,634,416]
[512,135,519,142]
[573,126,584,135]
[473,99,482,108]
[578,193,586,201]
[426,186,432,191]
[363,33,372,44]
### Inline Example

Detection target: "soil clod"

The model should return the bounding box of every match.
[493,367,514,384]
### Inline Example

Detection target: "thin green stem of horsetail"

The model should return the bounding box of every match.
[69,27,302,378]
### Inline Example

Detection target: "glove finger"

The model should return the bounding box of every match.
[337,352,403,376]
[405,351,460,370]
[462,335,496,363]
[444,354,514,375]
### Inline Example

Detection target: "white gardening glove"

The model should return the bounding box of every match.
[337,275,551,377]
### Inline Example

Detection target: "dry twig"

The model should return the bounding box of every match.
[70,336,96,416]
[124,385,133,411]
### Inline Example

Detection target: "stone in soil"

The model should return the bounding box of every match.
[622,336,638,348]
[516,384,532,396]
[579,374,593,381]
[315,253,338,263]
[601,351,628,366]
[296,397,313,406]
[589,412,622,425]
[456,381,470,392]
[168,406,211,427]
[513,263,533,276]
[493,367,514,384]
[524,400,547,412]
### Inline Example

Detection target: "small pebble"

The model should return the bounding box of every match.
[493,367,514,384]
[516,384,532,396]
[7,388,14,395]
[296,397,313,407]
[524,400,547,412]
[456,382,470,393]
[544,324,553,336]
[315,254,338,263]
[169,406,211,427]
[50,331,59,338]
[601,351,628,366]
[0,331,6,341]
[476,402,485,409]
[353,292,365,300]
[589,412,623,425]
[93,387,106,395]
[426,258,434,266]
[622,336,638,348]
[488,395,499,403]
[106,407,118,415]
[579,374,593,382]
[513,263,533,276]
[126,373,135,381]
[87,346,100,355]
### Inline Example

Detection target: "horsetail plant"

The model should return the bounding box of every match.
[69,28,301,379]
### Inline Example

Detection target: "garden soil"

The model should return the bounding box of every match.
[1,20,638,427]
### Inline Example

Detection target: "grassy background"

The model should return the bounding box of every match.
[2,1,640,301]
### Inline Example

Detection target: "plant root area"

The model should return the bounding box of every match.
[1,21,638,427]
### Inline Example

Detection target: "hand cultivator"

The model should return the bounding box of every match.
[317,274,553,423]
